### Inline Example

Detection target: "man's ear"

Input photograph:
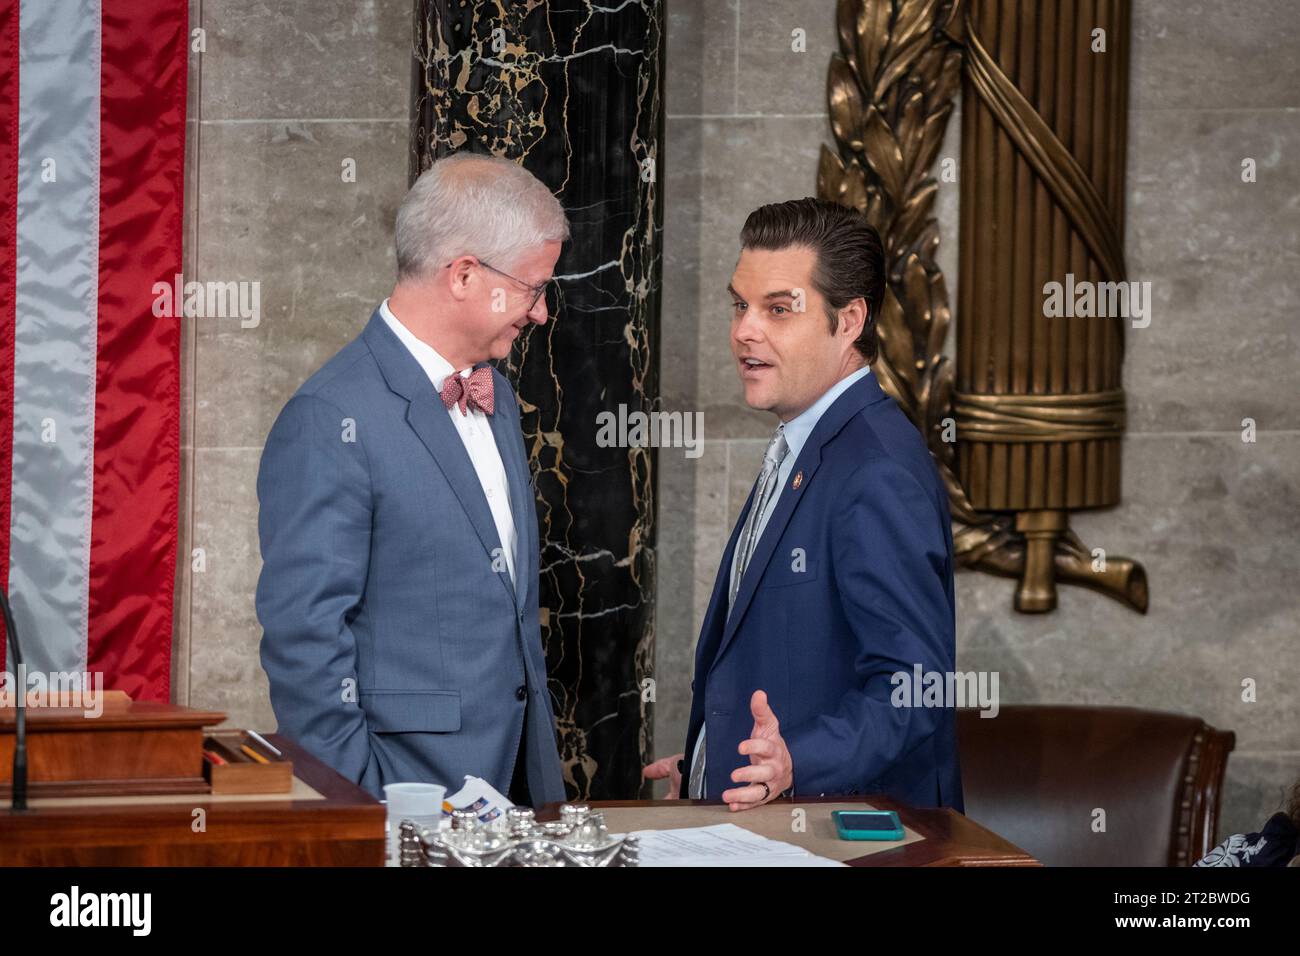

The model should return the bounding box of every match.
[837,297,868,345]
[446,255,476,302]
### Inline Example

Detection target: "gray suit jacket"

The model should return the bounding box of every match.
[255,307,566,804]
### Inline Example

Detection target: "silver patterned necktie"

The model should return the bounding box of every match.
[688,425,789,799]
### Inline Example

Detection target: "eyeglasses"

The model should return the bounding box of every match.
[446,257,555,312]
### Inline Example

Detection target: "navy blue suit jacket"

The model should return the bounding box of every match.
[680,371,964,811]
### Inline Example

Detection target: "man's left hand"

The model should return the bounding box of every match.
[721,689,793,811]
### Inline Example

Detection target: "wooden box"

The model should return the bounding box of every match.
[203,731,294,794]
[0,693,225,798]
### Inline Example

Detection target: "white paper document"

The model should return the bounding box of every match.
[623,823,846,867]
[443,775,514,825]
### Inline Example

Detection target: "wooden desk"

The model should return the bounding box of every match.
[0,735,384,866]
[539,795,1038,866]
[0,736,1031,866]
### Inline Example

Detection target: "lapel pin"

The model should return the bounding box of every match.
[792,470,803,490]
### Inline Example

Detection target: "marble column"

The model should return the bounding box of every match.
[410,0,663,799]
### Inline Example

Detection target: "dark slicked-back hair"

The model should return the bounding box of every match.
[739,197,885,364]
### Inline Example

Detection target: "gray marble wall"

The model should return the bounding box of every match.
[654,0,1300,842]
[179,0,1298,840]
[176,0,411,726]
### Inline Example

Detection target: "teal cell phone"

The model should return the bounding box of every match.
[832,809,905,841]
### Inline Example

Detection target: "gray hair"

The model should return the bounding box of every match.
[394,153,570,281]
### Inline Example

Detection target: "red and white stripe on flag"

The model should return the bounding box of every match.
[0,0,187,701]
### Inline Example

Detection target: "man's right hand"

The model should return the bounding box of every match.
[642,753,685,799]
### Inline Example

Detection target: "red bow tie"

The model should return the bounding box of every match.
[439,366,495,416]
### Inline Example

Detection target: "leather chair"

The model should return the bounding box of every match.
[957,705,1235,866]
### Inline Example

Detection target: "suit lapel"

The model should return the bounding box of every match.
[485,369,532,608]
[709,370,890,671]
[692,482,752,679]
[681,487,750,790]
[710,446,824,670]
[363,312,517,607]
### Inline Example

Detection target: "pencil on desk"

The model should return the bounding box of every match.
[247,729,282,758]
[239,743,270,765]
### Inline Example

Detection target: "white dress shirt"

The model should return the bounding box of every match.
[379,298,518,588]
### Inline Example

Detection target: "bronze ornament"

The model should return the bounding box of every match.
[818,0,1147,613]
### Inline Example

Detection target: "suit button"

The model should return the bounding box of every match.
[515,685,527,701]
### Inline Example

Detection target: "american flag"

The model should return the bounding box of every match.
[0,0,187,700]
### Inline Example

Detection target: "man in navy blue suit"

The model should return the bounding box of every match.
[645,198,963,812]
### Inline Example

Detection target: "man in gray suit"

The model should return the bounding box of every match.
[256,152,568,805]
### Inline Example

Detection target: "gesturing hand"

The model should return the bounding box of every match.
[721,689,793,811]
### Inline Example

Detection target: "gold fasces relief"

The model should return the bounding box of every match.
[819,0,1147,613]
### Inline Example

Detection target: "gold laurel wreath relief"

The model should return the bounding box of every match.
[818,0,1148,613]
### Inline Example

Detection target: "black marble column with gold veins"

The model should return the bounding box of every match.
[410,0,663,800]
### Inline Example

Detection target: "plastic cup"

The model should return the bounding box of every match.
[383,782,446,866]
